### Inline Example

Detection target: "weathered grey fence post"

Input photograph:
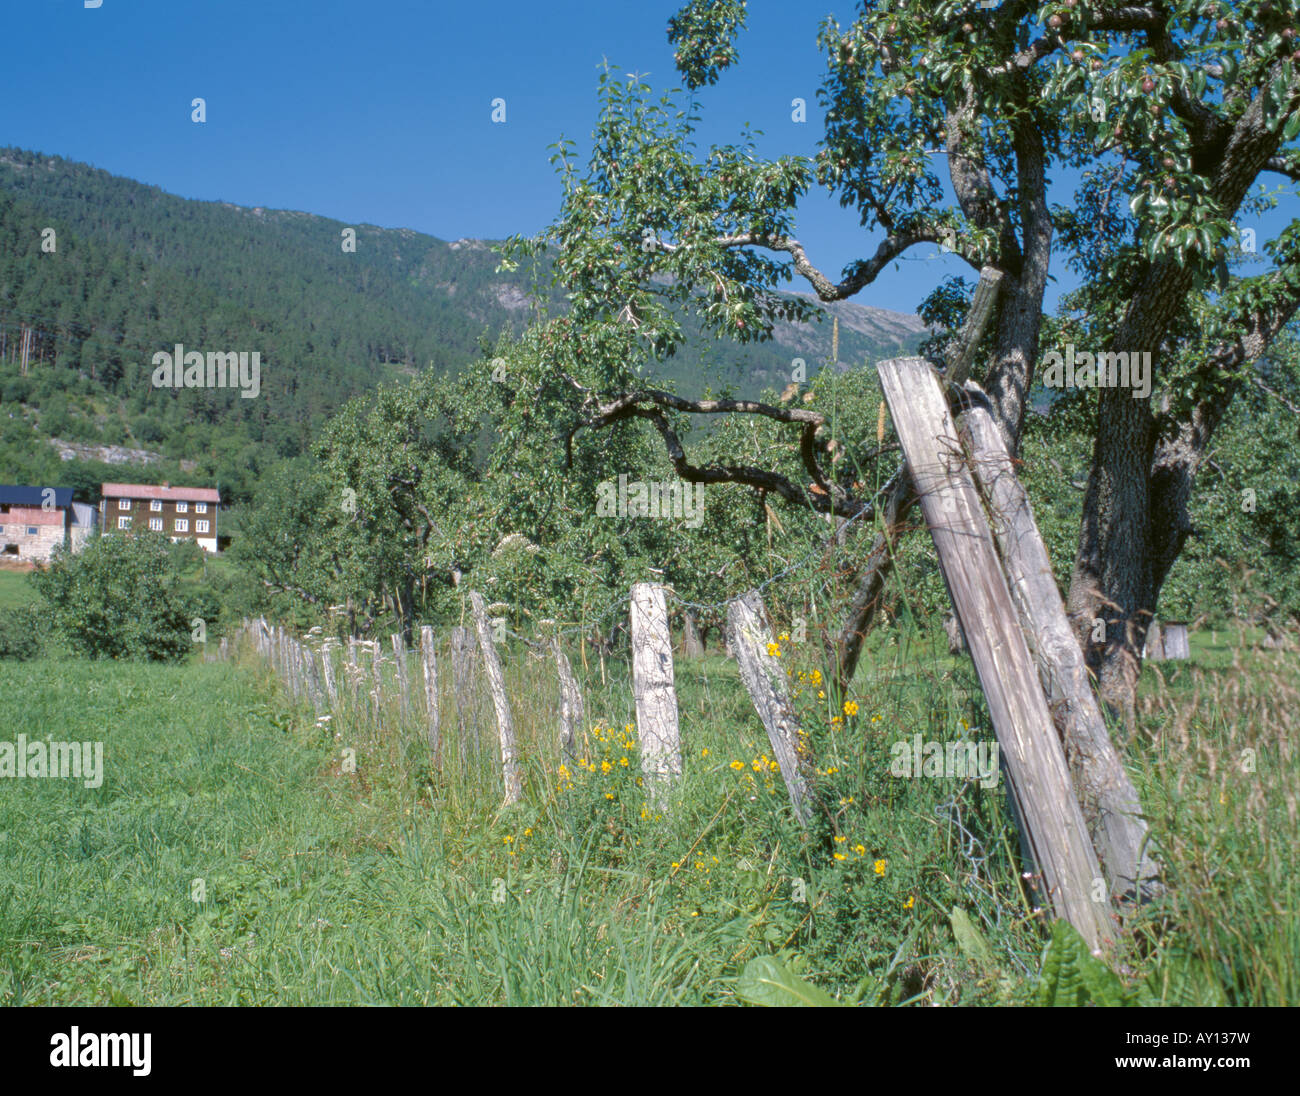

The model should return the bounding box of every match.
[391,633,411,717]
[727,591,814,826]
[420,625,441,764]
[469,591,522,805]
[288,637,302,698]
[451,625,479,756]
[878,355,1114,953]
[630,582,682,805]
[370,640,383,723]
[320,640,338,707]
[346,638,360,712]
[961,387,1160,901]
[682,608,705,658]
[551,635,584,764]
[304,641,325,712]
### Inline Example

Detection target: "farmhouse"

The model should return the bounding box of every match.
[101,482,221,553]
[0,485,98,563]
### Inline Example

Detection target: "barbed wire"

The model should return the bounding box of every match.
[488,481,896,647]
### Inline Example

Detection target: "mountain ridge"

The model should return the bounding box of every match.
[0,146,927,502]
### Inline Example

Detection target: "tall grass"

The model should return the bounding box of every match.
[2,619,1295,1004]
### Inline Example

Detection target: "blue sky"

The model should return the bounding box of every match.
[2,1,1296,318]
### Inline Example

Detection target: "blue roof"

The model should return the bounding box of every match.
[0,485,74,508]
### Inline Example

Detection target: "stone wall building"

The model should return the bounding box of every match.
[0,485,97,563]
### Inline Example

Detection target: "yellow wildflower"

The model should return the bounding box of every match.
[874,859,887,876]
[843,700,859,717]
[729,760,745,771]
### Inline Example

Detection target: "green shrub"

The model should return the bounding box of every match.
[0,605,42,661]
[32,532,198,661]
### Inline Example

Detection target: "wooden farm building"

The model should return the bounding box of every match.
[101,482,221,553]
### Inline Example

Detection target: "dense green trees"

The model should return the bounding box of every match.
[481,0,1300,718]
[0,146,924,510]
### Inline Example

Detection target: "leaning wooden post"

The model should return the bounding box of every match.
[727,591,814,826]
[551,635,584,764]
[877,355,1114,953]
[420,625,441,765]
[469,591,522,805]
[960,386,1161,901]
[629,582,682,806]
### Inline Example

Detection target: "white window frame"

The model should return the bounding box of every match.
[196,502,208,514]
[149,517,163,532]
[118,498,131,511]
[117,516,131,529]
[177,501,188,513]
[26,526,38,537]
[174,518,188,533]
[151,499,162,511]
[195,520,210,534]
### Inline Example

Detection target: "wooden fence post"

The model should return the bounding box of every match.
[391,633,411,717]
[878,355,1114,953]
[469,592,522,805]
[346,638,360,712]
[451,625,480,756]
[420,625,441,764]
[961,388,1161,901]
[370,640,383,723]
[727,590,814,826]
[551,635,584,764]
[682,608,705,658]
[630,582,682,805]
[320,640,338,707]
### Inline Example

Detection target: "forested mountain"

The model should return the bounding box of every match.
[0,148,926,503]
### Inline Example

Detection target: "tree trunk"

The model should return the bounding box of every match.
[1068,86,1292,721]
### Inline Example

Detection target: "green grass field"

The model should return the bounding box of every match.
[1,623,1295,1005]
[0,568,37,611]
